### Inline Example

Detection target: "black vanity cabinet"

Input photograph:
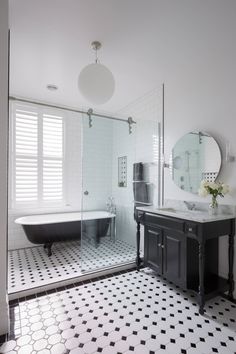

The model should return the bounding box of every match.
[145,226,186,288]
[136,210,235,315]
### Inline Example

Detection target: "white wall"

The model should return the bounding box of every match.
[0,0,9,335]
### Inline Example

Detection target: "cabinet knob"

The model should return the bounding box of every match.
[158,243,165,249]
[189,227,193,232]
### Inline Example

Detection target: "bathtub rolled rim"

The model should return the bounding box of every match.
[15,210,116,226]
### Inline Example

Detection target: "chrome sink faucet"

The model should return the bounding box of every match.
[184,201,196,211]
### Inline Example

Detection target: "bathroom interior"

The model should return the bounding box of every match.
[1,0,236,353]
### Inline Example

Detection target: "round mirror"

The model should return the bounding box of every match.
[170,131,222,194]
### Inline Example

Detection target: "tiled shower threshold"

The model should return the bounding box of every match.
[9,262,137,301]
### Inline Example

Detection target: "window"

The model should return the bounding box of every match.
[10,102,65,208]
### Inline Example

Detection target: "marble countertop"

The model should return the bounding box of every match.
[137,206,236,223]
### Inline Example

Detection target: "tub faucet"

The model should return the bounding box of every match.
[106,197,116,214]
[184,201,196,211]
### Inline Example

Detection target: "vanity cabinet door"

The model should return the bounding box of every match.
[162,230,186,288]
[144,226,162,274]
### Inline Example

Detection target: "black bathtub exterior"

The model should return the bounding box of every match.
[22,218,110,256]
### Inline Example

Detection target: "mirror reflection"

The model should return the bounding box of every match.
[171,131,221,194]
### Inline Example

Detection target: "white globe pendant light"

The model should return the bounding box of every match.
[78,41,115,105]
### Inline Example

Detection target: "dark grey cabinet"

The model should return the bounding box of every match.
[136,210,235,315]
[163,229,186,287]
[144,226,186,287]
[144,226,162,273]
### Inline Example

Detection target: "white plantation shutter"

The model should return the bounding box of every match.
[43,114,64,201]
[11,103,65,207]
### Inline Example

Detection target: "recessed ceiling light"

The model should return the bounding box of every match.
[46,84,58,91]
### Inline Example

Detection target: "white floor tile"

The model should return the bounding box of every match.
[1,268,236,354]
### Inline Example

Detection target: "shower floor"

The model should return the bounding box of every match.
[8,237,138,294]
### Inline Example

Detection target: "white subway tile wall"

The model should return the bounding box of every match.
[112,88,162,249]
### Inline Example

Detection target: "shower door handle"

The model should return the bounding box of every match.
[84,191,89,195]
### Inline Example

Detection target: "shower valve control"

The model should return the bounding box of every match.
[84,191,89,195]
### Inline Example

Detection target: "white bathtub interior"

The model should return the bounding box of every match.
[8,90,161,295]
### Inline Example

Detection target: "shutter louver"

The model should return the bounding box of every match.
[15,108,38,203]
[43,114,64,202]
[43,159,63,201]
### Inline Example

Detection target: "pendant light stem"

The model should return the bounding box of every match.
[91,41,101,64]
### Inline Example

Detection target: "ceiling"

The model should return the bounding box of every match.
[9,0,167,112]
[9,0,234,113]
[10,0,158,111]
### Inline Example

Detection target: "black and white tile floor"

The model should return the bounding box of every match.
[1,268,236,354]
[8,238,137,293]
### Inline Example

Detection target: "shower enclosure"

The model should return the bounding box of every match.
[81,113,137,273]
[7,91,160,295]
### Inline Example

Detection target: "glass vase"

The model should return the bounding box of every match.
[208,196,218,215]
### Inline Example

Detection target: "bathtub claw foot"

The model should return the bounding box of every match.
[44,243,52,257]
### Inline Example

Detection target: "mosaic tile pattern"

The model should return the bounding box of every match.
[1,268,236,354]
[8,238,137,293]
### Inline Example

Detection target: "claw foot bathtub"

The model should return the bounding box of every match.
[15,211,116,256]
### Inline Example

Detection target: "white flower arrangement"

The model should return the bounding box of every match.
[198,180,229,208]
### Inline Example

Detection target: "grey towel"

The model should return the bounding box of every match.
[133,163,143,181]
[133,181,149,203]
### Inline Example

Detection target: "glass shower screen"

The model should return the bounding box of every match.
[81,113,137,273]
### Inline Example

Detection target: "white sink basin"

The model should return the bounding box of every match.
[157,207,205,216]
[158,207,177,212]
